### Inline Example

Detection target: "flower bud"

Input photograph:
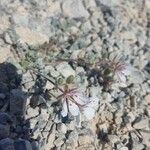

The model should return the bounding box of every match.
[66,75,74,84]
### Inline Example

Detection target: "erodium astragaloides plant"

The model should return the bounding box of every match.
[20,46,132,125]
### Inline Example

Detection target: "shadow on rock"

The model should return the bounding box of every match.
[0,62,36,150]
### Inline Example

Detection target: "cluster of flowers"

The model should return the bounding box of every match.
[57,54,132,120]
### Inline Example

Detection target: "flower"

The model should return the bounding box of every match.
[109,54,131,83]
[58,88,98,120]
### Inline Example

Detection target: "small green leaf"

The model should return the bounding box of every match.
[66,75,74,84]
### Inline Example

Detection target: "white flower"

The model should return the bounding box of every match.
[58,88,99,120]
[109,54,131,82]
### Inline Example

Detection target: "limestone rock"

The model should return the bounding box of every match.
[62,0,89,19]
[144,94,150,105]
[78,135,93,146]
[133,118,149,130]
[56,62,75,78]
[57,123,67,134]
[140,131,150,147]
[15,27,49,46]
[0,46,13,63]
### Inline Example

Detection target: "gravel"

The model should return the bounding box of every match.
[0,0,150,150]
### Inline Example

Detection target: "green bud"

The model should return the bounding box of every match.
[104,68,113,76]
[66,75,74,84]
[57,78,64,85]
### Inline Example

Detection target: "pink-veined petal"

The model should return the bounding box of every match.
[122,66,131,75]
[68,101,80,116]
[73,94,88,105]
[117,72,126,82]
[61,100,68,117]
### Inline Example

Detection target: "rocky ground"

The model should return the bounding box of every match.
[0,0,150,150]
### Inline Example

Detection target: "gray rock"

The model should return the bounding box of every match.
[119,147,128,150]
[3,32,13,44]
[14,139,33,150]
[54,137,65,147]
[0,93,6,99]
[26,107,39,119]
[108,135,120,144]
[95,0,121,7]
[0,138,14,150]
[55,62,75,78]
[45,124,56,149]
[10,89,27,116]
[140,131,150,147]
[0,113,12,125]
[66,130,78,149]
[11,13,29,27]
[57,123,67,134]
[62,0,89,19]
[31,141,39,150]
[133,117,149,130]
[132,139,144,150]
[0,124,10,139]
[15,26,49,46]
[102,92,113,102]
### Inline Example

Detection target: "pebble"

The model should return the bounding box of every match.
[54,137,65,147]
[108,135,120,144]
[31,141,39,150]
[96,0,121,7]
[66,130,78,148]
[0,124,10,139]
[140,131,150,147]
[56,62,75,78]
[0,138,14,150]
[144,94,150,105]
[14,139,33,150]
[132,139,145,150]
[3,32,13,44]
[119,147,128,150]
[0,113,12,125]
[102,92,113,103]
[62,0,89,19]
[57,123,67,134]
[10,89,27,116]
[78,135,93,146]
[29,118,38,129]
[15,27,49,46]
[45,81,54,90]
[133,117,149,130]
[45,124,56,149]
[26,107,39,119]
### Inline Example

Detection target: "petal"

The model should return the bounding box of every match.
[122,65,131,75]
[61,100,68,117]
[83,107,95,120]
[73,94,88,105]
[68,101,80,116]
[116,72,126,82]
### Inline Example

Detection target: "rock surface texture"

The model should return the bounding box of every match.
[0,0,150,150]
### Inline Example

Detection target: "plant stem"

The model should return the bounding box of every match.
[31,69,64,93]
